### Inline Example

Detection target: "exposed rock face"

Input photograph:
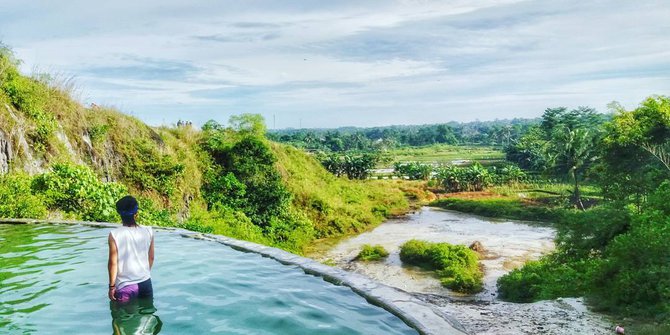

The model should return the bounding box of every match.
[0,129,12,174]
[4,103,44,174]
[80,131,123,182]
[55,128,81,164]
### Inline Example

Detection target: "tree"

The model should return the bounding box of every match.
[436,124,458,144]
[546,126,599,209]
[228,114,267,137]
[607,96,670,171]
[504,126,549,171]
[507,106,604,208]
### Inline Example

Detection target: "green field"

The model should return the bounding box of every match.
[384,144,504,166]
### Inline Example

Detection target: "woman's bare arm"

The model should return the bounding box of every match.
[148,236,155,270]
[108,233,118,300]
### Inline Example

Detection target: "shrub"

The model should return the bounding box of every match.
[400,239,482,293]
[31,164,127,222]
[356,244,390,261]
[318,152,381,180]
[137,197,172,227]
[591,209,670,317]
[434,163,492,192]
[202,171,246,209]
[497,182,670,321]
[202,133,293,227]
[0,174,48,219]
[399,239,431,266]
[489,165,527,184]
[633,324,670,335]
[87,124,110,143]
[394,162,432,180]
[432,163,527,193]
[497,256,598,303]
[263,210,315,254]
[555,205,631,259]
[1,73,57,152]
[183,204,269,245]
[122,139,185,198]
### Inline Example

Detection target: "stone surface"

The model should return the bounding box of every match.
[0,128,12,174]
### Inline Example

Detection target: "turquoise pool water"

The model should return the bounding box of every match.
[0,224,418,334]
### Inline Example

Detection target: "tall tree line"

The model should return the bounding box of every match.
[268,119,538,151]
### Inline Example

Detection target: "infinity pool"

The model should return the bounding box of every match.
[0,224,418,334]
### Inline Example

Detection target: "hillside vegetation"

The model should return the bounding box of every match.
[0,47,409,253]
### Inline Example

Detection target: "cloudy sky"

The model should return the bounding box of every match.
[1,1,669,128]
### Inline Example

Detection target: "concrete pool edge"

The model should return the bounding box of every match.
[0,218,469,335]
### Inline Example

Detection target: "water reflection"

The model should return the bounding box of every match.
[110,298,162,334]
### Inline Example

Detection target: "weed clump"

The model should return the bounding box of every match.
[355,244,390,261]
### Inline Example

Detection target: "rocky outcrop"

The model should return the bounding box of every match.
[469,241,485,253]
[55,128,81,164]
[0,129,12,174]
[80,131,121,182]
[3,104,44,174]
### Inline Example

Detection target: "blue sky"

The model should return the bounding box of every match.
[1,0,669,128]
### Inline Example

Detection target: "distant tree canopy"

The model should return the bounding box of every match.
[268,119,537,151]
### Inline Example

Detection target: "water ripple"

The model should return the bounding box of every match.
[0,224,417,334]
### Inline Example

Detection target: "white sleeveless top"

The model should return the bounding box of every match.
[110,225,153,289]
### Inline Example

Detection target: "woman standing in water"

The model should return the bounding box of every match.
[108,195,155,302]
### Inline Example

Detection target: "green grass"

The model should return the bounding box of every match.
[384,144,504,167]
[631,324,670,335]
[355,244,390,261]
[273,143,410,240]
[431,197,566,223]
[429,181,600,222]
[399,239,483,293]
[489,183,601,199]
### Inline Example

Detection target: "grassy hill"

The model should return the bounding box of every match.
[0,46,410,253]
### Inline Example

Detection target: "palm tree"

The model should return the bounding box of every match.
[546,127,598,209]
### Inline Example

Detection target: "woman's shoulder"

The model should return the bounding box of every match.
[140,225,154,236]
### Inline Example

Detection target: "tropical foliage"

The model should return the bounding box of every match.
[318,152,382,180]
[497,96,670,322]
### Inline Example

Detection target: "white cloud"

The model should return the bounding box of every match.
[0,0,668,127]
